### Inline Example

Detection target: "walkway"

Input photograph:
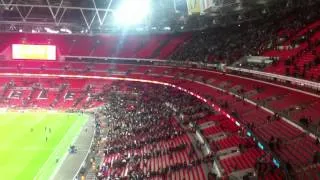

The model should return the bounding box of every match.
[51,116,95,180]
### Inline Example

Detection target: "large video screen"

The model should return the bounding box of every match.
[12,44,56,60]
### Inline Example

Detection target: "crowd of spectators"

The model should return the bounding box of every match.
[170,1,320,65]
[91,82,214,179]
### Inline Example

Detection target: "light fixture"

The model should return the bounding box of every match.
[44,27,59,34]
[60,28,72,34]
[114,0,151,26]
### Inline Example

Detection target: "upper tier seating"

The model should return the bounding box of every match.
[0,33,190,60]
[171,2,320,63]
[263,18,320,81]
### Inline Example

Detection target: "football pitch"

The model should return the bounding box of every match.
[0,111,88,180]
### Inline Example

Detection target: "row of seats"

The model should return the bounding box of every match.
[220,148,264,175]
[295,164,320,179]
[0,77,106,109]
[197,114,226,125]
[2,59,319,123]
[100,113,207,179]
[175,82,319,178]
[0,60,318,178]
[264,19,320,80]
[0,33,190,59]
[195,112,282,178]
[255,120,302,141]
[215,135,247,150]
[2,60,320,126]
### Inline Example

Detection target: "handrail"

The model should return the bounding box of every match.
[63,55,169,62]
[62,55,218,69]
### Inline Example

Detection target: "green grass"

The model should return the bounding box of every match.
[0,111,88,180]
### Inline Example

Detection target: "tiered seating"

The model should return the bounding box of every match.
[295,164,320,179]
[283,20,320,46]
[116,37,143,58]
[268,93,315,111]
[241,109,269,126]
[157,35,191,59]
[0,60,319,178]
[135,36,164,58]
[284,140,320,172]
[179,102,269,178]
[255,120,302,141]
[68,36,95,56]
[264,19,320,80]
[165,164,206,180]
[262,169,285,180]
[173,69,320,126]
[0,33,189,59]
[196,113,268,177]
[295,52,316,69]
[251,86,287,102]
[0,78,105,110]
[150,72,317,174]
[290,102,320,124]
[1,60,320,125]
[215,135,247,150]
[220,148,265,175]
[197,114,225,125]
[202,125,223,137]
[100,108,208,180]
[103,134,195,174]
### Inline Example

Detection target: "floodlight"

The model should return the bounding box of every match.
[114,0,151,26]
[44,27,59,34]
[60,28,72,34]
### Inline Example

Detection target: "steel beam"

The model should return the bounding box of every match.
[0,3,114,11]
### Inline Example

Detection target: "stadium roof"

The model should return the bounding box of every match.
[0,0,293,34]
[0,0,182,33]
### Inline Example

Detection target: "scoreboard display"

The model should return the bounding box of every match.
[12,44,56,60]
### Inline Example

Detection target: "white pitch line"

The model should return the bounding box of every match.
[48,114,89,180]
[72,116,95,180]
[34,114,86,180]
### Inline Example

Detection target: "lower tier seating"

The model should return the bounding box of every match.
[220,148,265,175]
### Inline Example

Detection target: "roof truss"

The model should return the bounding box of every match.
[0,0,115,30]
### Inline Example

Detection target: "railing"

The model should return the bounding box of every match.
[226,66,320,91]
[63,55,169,62]
[62,55,219,69]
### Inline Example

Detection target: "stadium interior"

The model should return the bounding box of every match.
[0,0,320,179]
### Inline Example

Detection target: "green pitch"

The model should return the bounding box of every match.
[0,111,88,180]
